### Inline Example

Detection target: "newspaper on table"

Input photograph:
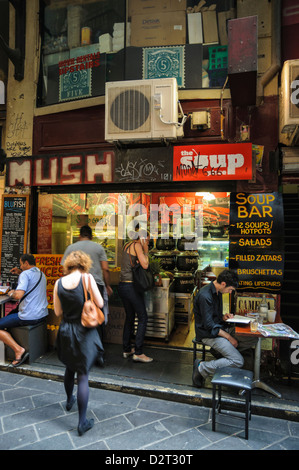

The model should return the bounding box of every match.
[258,323,299,339]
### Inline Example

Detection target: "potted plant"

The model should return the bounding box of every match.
[149,255,162,286]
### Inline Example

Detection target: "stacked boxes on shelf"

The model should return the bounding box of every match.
[174,287,197,330]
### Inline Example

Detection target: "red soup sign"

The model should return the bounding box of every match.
[173,143,253,181]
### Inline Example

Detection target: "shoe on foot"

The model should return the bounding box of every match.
[78,418,94,436]
[66,395,76,411]
[123,349,135,358]
[133,354,153,363]
[192,359,204,388]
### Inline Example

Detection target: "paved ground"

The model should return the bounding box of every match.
[0,369,299,452]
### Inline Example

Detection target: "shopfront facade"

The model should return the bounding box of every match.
[3,0,297,349]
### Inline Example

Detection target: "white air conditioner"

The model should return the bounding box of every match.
[105,78,186,142]
[279,59,299,145]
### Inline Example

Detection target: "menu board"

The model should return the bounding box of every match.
[0,195,29,283]
[229,192,284,293]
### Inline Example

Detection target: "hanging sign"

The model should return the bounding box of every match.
[229,192,284,292]
[173,143,253,181]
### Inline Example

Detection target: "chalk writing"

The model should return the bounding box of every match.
[6,141,31,157]
[115,158,168,182]
[7,113,28,139]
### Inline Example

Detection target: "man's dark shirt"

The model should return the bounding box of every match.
[194,281,228,340]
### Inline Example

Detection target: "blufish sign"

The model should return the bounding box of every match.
[173,143,252,181]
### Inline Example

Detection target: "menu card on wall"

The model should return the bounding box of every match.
[0,195,29,283]
[229,192,284,293]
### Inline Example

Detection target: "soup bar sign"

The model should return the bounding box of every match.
[229,192,284,293]
[173,143,253,181]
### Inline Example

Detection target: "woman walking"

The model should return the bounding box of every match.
[118,234,153,363]
[53,250,104,436]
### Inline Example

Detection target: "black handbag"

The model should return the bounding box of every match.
[127,242,154,293]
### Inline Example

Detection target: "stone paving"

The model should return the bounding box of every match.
[0,370,299,451]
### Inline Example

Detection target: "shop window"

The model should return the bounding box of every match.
[38,0,126,106]
[37,1,231,107]
[37,191,229,266]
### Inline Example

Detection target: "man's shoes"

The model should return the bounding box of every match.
[11,351,29,367]
[192,359,204,388]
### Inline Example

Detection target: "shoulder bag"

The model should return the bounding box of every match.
[81,273,105,328]
[9,270,43,315]
[128,242,154,293]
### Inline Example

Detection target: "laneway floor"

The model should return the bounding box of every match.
[0,369,299,451]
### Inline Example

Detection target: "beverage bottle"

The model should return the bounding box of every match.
[259,294,268,323]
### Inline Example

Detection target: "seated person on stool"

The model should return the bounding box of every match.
[192,269,256,388]
[0,254,48,367]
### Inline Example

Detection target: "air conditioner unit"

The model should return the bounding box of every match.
[279,59,299,145]
[105,78,186,142]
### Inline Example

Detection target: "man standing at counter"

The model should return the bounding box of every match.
[192,269,255,387]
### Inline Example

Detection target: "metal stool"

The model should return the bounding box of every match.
[211,366,253,440]
[192,337,206,362]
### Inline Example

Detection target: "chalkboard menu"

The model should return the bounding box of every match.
[229,192,284,293]
[0,195,29,283]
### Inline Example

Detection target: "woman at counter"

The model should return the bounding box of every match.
[118,234,153,363]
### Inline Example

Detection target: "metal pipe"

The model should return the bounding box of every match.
[258,0,281,99]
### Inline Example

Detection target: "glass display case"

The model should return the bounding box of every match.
[198,239,229,270]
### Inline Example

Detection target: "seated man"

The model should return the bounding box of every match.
[0,254,48,367]
[192,269,256,388]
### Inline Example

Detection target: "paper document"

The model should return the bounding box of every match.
[0,287,9,295]
[225,315,251,324]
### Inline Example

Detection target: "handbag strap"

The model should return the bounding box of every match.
[19,270,43,306]
[82,273,97,306]
[127,241,139,267]
[88,275,95,303]
[82,273,88,301]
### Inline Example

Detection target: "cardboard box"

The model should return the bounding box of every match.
[202,10,219,44]
[104,306,126,344]
[129,0,186,16]
[131,11,186,47]
[187,12,203,44]
[99,33,112,53]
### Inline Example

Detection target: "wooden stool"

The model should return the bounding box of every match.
[6,321,48,364]
[211,366,253,440]
[192,337,206,362]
